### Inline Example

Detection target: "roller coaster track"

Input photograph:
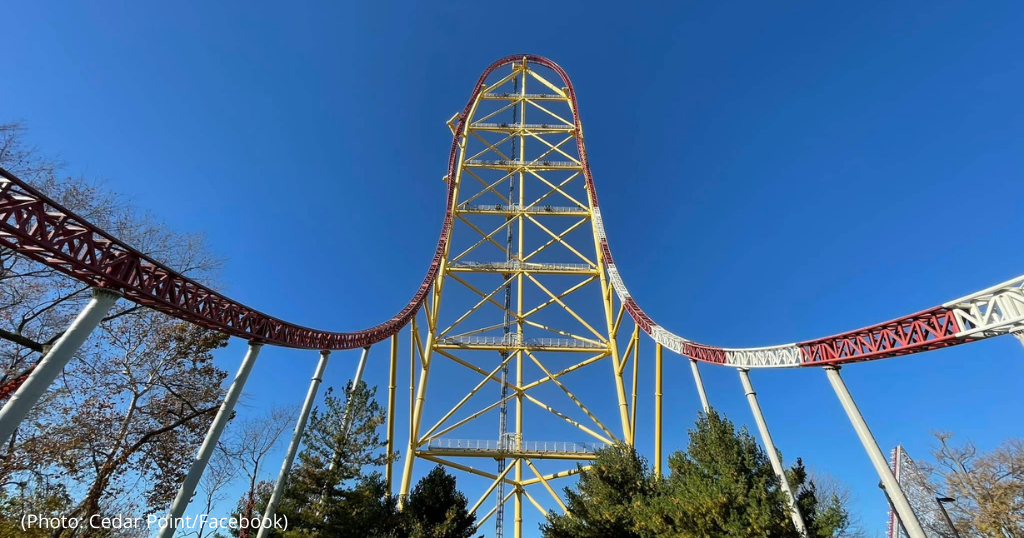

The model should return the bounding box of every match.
[1,54,1022,366]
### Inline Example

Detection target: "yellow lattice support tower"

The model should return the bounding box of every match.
[396,58,639,538]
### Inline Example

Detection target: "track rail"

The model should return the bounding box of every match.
[1,55,1021,363]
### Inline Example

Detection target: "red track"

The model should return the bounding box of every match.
[0,55,1015,363]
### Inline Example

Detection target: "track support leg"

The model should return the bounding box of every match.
[386,333,398,494]
[256,350,330,538]
[654,344,663,476]
[689,359,710,413]
[738,369,807,537]
[0,287,120,445]
[158,342,262,538]
[824,366,925,538]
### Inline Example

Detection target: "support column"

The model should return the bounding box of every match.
[654,344,663,477]
[327,346,371,474]
[399,331,434,508]
[157,342,262,538]
[689,359,709,413]
[738,368,807,537]
[385,333,398,494]
[256,350,330,538]
[0,287,120,445]
[824,366,925,538]
[339,347,370,436]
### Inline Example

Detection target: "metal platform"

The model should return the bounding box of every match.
[457,203,587,215]
[421,438,605,460]
[449,260,595,274]
[435,334,606,350]
[464,159,581,170]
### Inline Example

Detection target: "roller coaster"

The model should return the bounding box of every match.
[0,55,1021,538]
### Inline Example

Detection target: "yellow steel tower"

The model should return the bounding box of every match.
[398,58,635,538]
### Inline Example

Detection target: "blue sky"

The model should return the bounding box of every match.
[4,0,1023,535]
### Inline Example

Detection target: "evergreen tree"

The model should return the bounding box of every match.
[541,410,854,538]
[541,445,652,538]
[638,410,793,537]
[241,380,397,537]
[402,466,477,538]
[231,384,478,538]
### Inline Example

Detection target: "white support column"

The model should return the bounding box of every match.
[256,350,330,538]
[340,346,370,437]
[738,368,807,537]
[157,342,262,538]
[824,366,926,538]
[0,287,120,445]
[689,359,710,413]
[327,346,370,474]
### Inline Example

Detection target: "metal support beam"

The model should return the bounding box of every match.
[689,359,709,413]
[327,346,370,475]
[158,342,262,538]
[654,343,663,477]
[256,350,330,538]
[824,366,926,538]
[386,333,398,494]
[0,287,120,445]
[340,346,370,436]
[738,368,807,537]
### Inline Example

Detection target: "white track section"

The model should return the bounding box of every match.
[592,208,1024,368]
[945,275,1024,338]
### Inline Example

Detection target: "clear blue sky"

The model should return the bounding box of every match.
[4,1,1023,535]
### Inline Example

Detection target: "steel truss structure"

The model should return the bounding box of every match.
[394,59,647,537]
[0,54,1020,538]
[886,445,959,538]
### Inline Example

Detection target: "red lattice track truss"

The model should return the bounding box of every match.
[1,55,1022,365]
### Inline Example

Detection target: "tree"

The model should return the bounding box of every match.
[403,466,477,538]
[240,381,394,537]
[191,447,237,538]
[0,121,231,533]
[543,410,855,538]
[236,384,478,538]
[928,432,1024,538]
[787,460,856,538]
[0,480,72,538]
[221,406,294,538]
[541,445,651,538]
[638,410,795,537]
[47,316,228,536]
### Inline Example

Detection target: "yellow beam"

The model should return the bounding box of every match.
[525,459,568,513]
[525,350,618,442]
[469,458,519,515]
[521,486,548,519]
[420,351,516,441]
[386,333,398,494]
[655,343,663,477]
[630,329,639,442]
[521,352,608,391]
[519,465,588,486]
[523,393,614,445]
[526,274,606,342]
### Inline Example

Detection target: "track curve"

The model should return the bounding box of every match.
[0,55,1021,362]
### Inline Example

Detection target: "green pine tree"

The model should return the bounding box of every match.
[541,410,855,538]
[402,466,478,538]
[541,445,653,538]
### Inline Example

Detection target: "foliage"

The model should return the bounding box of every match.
[0,481,72,538]
[542,445,651,538]
[543,410,855,538]
[229,382,476,538]
[403,466,477,538]
[927,432,1024,538]
[0,120,230,532]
